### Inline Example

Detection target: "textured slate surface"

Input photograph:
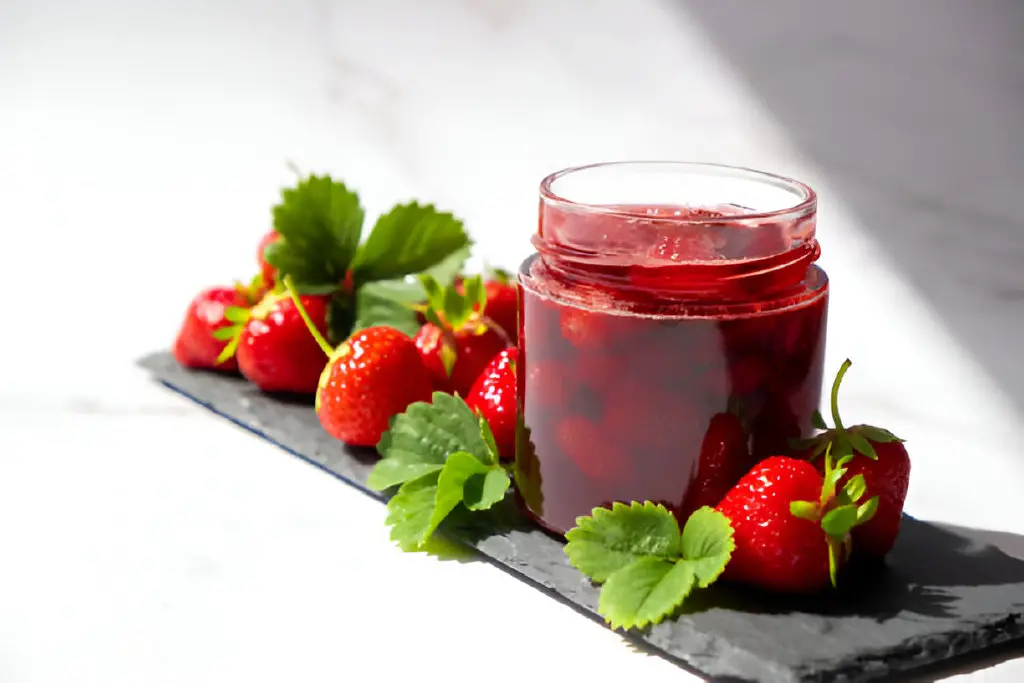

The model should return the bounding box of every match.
[139,352,1024,682]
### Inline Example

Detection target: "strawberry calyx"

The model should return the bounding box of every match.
[794,358,904,463]
[790,444,879,587]
[413,274,512,376]
[233,272,268,305]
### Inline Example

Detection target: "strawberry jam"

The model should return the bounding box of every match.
[515,162,828,535]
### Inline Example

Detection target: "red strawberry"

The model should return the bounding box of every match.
[800,359,910,559]
[220,290,331,394]
[556,415,632,481]
[679,411,751,518]
[172,286,251,372]
[313,325,434,447]
[257,230,279,288]
[466,348,518,460]
[482,277,518,345]
[412,274,511,396]
[716,453,877,594]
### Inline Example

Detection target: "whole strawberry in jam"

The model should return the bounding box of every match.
[173,286,252,372]
[466,348,517,461]
[678,410,751,519]
[219,289,332,394]
[799,359,910,560]
[412,274,511,396]
[716,452,877,594]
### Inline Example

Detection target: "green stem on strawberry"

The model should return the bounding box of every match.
[283,275,334,358]
[829,358,852,432]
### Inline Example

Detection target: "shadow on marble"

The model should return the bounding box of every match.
[671,0,1024,417]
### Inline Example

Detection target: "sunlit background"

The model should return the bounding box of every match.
[2,1,1022,681]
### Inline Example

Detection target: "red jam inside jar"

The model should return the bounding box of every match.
[515,162,828,536]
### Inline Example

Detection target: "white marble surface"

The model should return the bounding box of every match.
[2,0,1023,680]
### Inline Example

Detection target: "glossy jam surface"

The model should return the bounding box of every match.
[515,204,828,536]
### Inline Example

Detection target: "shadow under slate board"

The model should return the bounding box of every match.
[139,351,1024,683]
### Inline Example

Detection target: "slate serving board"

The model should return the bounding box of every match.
[140,351,1024,682]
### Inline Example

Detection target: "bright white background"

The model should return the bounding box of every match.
[1,1,1022,681]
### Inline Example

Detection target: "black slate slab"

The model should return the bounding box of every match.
[139,351,1024,682]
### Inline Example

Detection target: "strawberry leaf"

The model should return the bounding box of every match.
[856,425,904,444]
[386,473,440,551]
[268,174,364,287]
[841,474,867,503]
[857,496,880,524]
[351,246,471,337]
[211,325,240,341]
[564,502,681,583]
[463,468,510,511]
[350,202,470,283]
[425,451,493,541]
[811,409,828,430]
[848,431,878,460]
[789,500,819,521]
[369,392,495,491]
[224,306,250,324]
[598,558,695,631]
[679,507,735,587]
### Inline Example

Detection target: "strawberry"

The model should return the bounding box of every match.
[173,286,251,372]
[217,289,331,394]
[466,348,517,461]
[716,452,877,594]
[314,325,434,447]
[257,230,279,288]
[679,410,751,519]
[481,274,518,345]
[798,359,910,559]
[279,277,434,446]
[412,274,511,396]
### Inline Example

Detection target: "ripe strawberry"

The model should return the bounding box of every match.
[466,348,517,461]
[716,452,877,594]
[314,325,434,447]
[219,290,331,394]
[257,230,279,288]
[173,286,251,372]
[412,274,511,396]
[482,276,518,345]
[679,410,751,519]
[799,359,910,559]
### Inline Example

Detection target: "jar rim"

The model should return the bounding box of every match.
[539,161,817,223]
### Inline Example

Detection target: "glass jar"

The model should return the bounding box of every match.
[515,162,828,536]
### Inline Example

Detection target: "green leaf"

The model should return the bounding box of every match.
[215,331,242,364]
[811,409,827,430]
[821,504,859,538]
[856,496,880,524]
[789,500,819,521]
[352,280,423,337]
[351,202,470,283]
[351,245,471,336]
[856,425,904,443]
[366,460,444,492]
[211,325,240,341]
[269,174,364,286]
[564,502,681,583]
[439,344,457,377]
[426,451,490,539]
[463,468,510,511]
[598,558,696,631]
[842,474,867,503]
[848,431,878,460]
[679,507,735,587]
[478,417,500,467]
[224,306,250,324]
[373,392,495,490]
[386,473,440,551]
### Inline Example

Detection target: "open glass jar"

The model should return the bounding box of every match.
[515,162,828,535]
